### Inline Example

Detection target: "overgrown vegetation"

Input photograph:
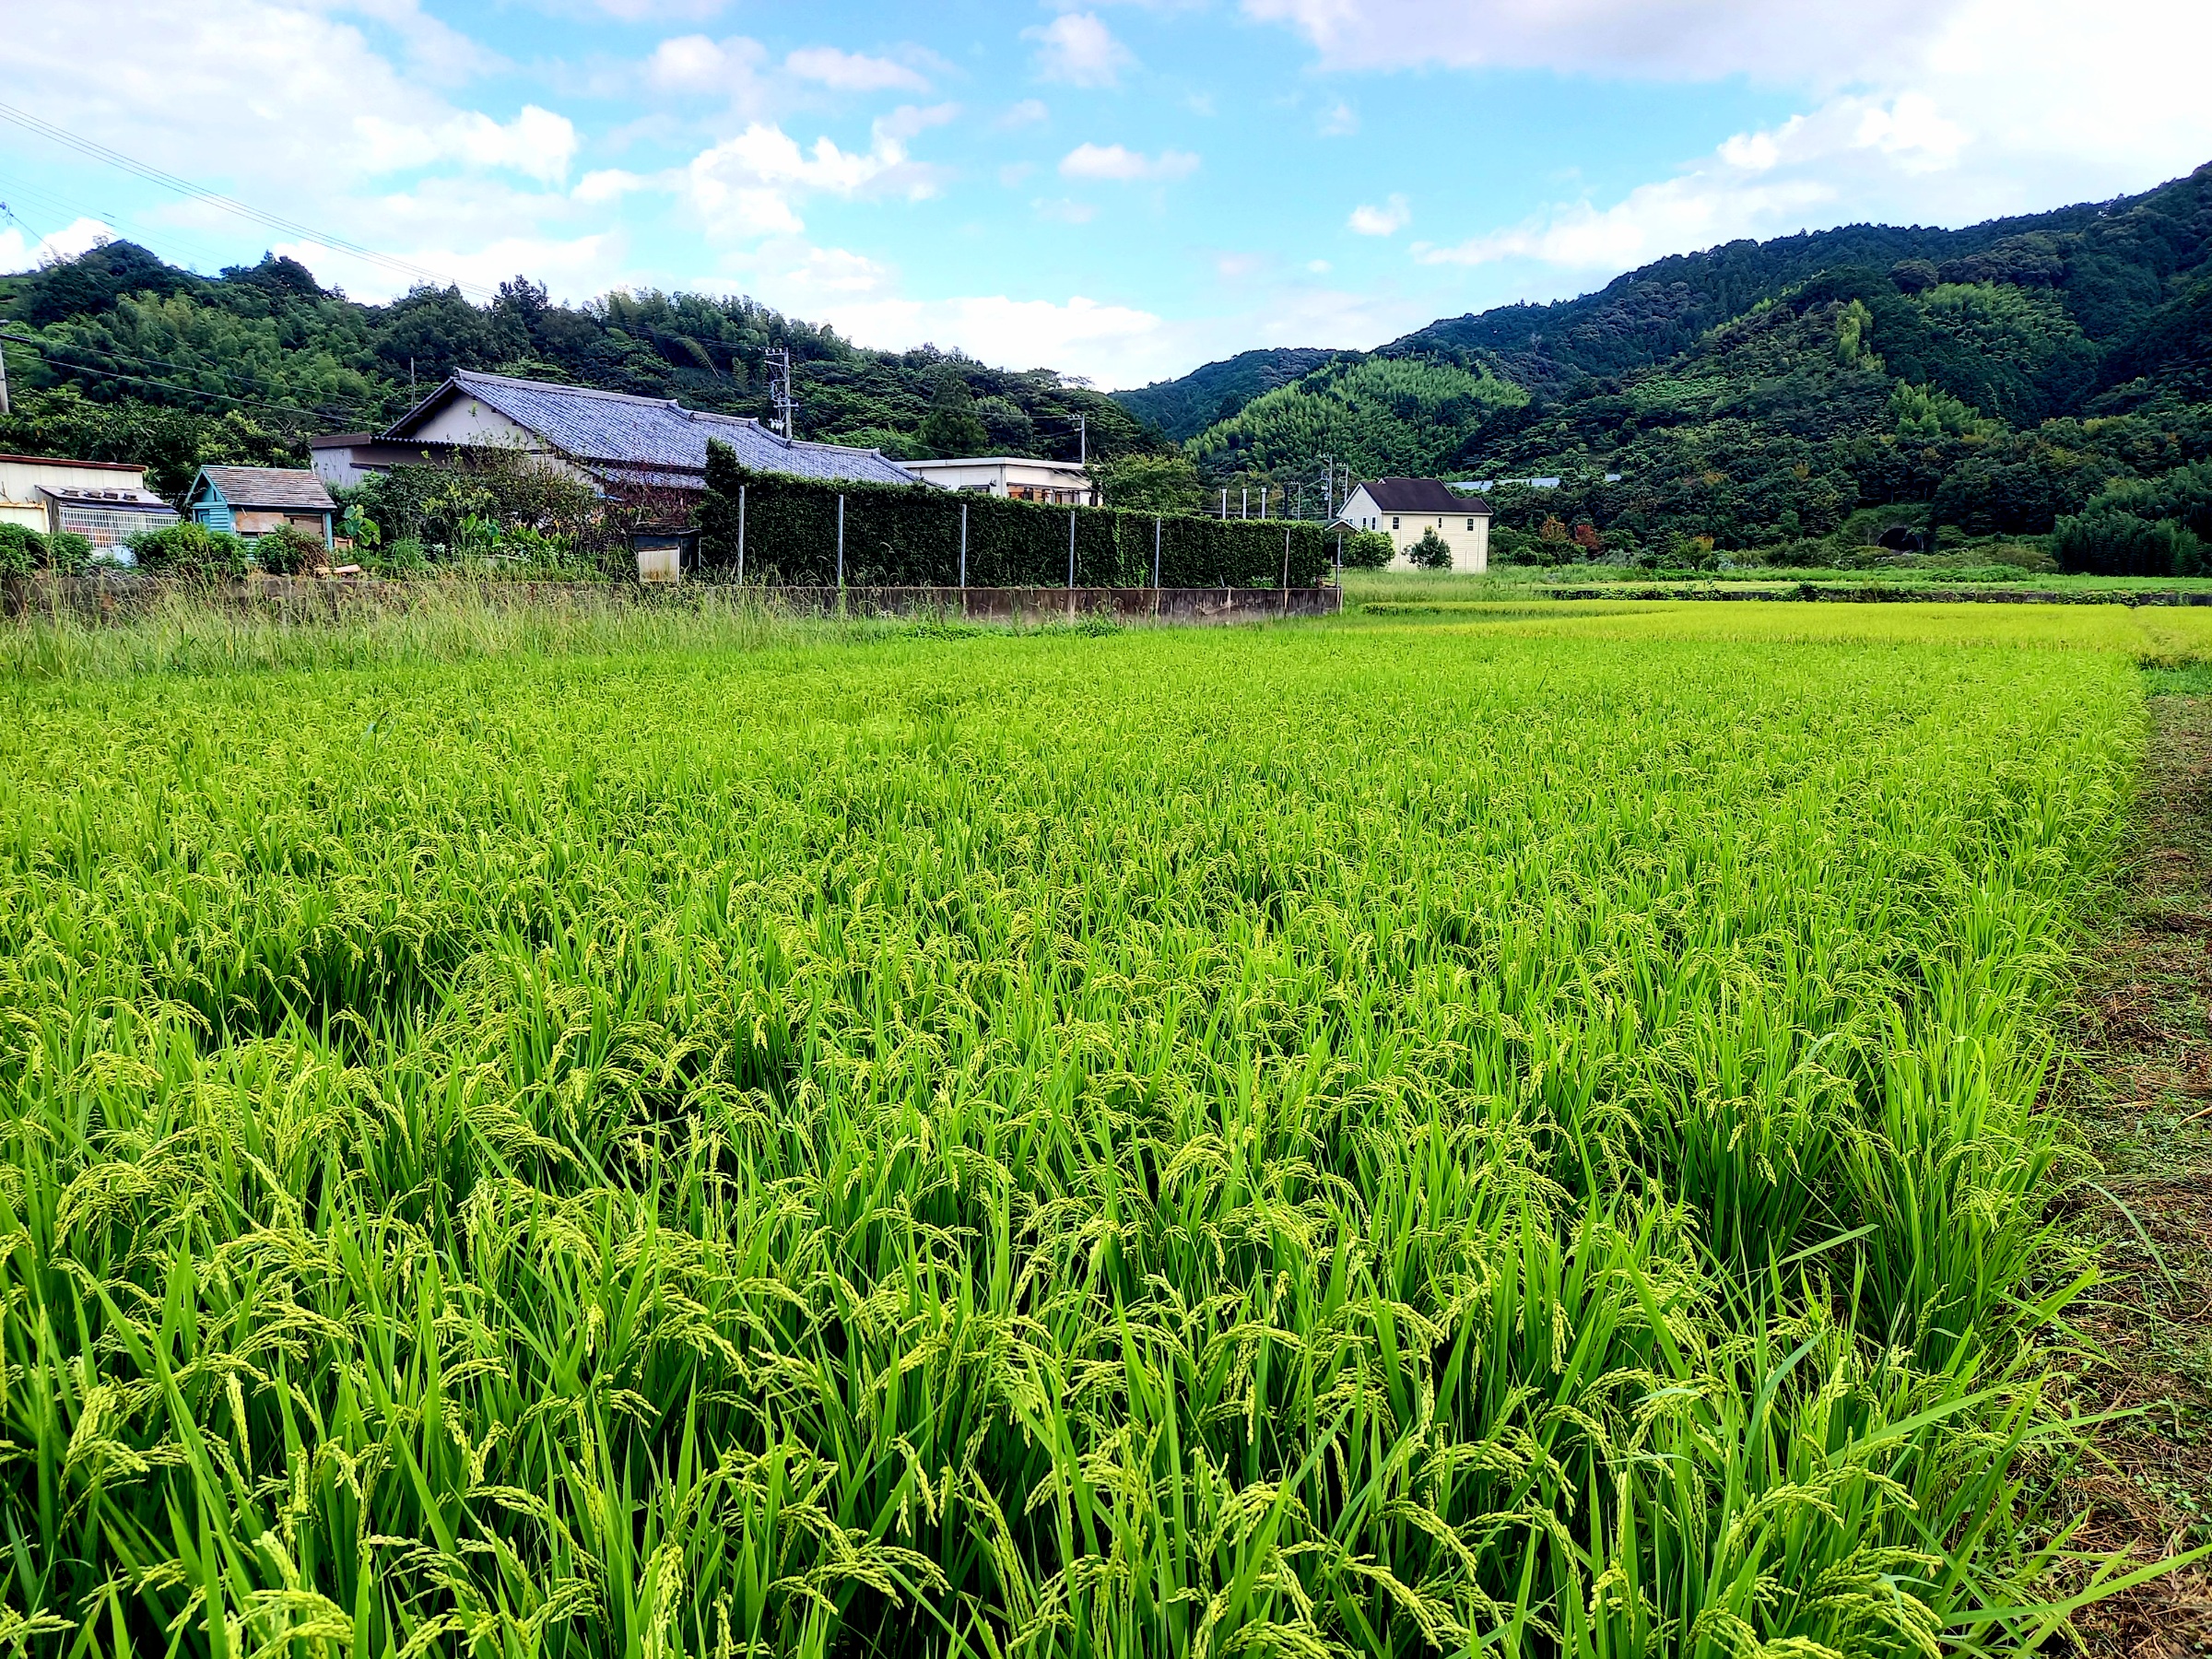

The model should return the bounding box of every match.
[0,249,1166,501]
[0,602,2194,1653]
[698,442,1333,586]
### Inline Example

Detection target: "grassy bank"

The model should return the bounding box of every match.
[0,602,2187,1653]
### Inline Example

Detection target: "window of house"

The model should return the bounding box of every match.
[1392,517,1400,530]
[1466,518,1476,530]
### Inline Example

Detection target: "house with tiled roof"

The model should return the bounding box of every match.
[187,466,337,547]
[1330,477,1491,571]
[351,371,916,501]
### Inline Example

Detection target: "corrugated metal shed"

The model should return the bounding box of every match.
[383,371,915,489]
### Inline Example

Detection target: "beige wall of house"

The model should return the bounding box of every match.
[0,454,150,532]
[1337,486,1490,572]
[398,402,599,488]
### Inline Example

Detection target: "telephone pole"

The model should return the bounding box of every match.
[768,347,796,438]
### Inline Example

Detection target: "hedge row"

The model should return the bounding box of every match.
[698,443,1336,588]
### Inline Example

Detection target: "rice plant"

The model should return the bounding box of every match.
[0,606,2177,1654]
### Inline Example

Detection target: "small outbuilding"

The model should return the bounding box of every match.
[900,456,1098,506]
[1332,477,1491,571]
[187,466,336,547]
[0,453,178,553]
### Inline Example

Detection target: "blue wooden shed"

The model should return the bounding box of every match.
[187,465,336,547]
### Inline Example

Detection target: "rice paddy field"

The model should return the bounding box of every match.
[2,595,2206,1656]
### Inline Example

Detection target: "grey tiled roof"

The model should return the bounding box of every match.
[196,466,337,511]
[385,371,916,488]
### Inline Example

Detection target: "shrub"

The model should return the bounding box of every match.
[1338,529,1394,569]
[0,523,46,578]
[1406,527,1453,570]
[129,522,252,580]
[2052,507,2203,576]
[254,523,325,575]
[369,536,429,577]
[46,531,93,576]
[697,443,1334,588]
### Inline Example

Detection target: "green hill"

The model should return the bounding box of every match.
[1112,346,1343,441]
[0,249,1162,499]
[1121,162,2212,562]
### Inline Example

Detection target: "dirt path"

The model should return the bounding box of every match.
[2068,693,2212,1655]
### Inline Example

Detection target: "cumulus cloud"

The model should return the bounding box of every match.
[1025,13,1136,88]
[998,98,1051,128]
[644,33,768,98]
[355,105,581,186]
[1318,99,1359,136]
[1239,0,1956,87]
[1059,143,1199,182]
[0,218,118,275]
[683,110,955,240]
[1264,0,2212,279]
[1347,194,1409,235]
[785,45,931,93]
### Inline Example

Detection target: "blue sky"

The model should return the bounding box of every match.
[6,0,2209,387]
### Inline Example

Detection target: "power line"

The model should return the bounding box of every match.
[0,99,500,300]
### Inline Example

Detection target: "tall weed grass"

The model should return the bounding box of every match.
[0,616,2162,1653]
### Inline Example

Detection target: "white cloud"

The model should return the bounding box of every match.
[644,32,767,98]
[573,169,651,205]
[1,0,570,199]
[1239,0,1957,86]
[1000,161,1039,186]
[351,105,580,186]
[1396,0,2212,280]
[785,46,930,93]
[998,98,1051,128]
[1025,13,1136,88]
[1347,194,1409,235]
[1034,198,1099,224]
[682,112,954,240]
[1059,143,1199,182]
[581,0,729,18]
[0,218,118,275]
[1318,99,1359,136]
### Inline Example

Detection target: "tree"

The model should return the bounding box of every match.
[1338,529,1394,568]
[1096,452,1201,513]
[1407,527,1453,570]
[917,371,989,458]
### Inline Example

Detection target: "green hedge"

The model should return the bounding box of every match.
[699,442,1336,587]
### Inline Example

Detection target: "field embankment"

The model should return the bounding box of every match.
[0,603,2194,1653]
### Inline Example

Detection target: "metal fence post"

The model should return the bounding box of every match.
[959,501,968,590]
[1152,515,1161,589]
[836,493,845,589]
[1282,528,1291,609]
[1066,509,1076,589]
[736,483,746,584]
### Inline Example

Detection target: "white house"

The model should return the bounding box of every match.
[1332,477,1491,572]
[0,453,177,551]
[900,456,1097,506]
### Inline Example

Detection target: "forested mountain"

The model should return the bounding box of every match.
[0,245,1160,499]
[1112,346,1343,441]
[1123,163,2212,560]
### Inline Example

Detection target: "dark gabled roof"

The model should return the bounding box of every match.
[1358,477,1488,515]
[194,466,336,511]
[381,370,915,488]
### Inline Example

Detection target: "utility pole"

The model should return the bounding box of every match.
[768,347,796,438]
[0,336,9,418]
[1077,413,1086,468]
